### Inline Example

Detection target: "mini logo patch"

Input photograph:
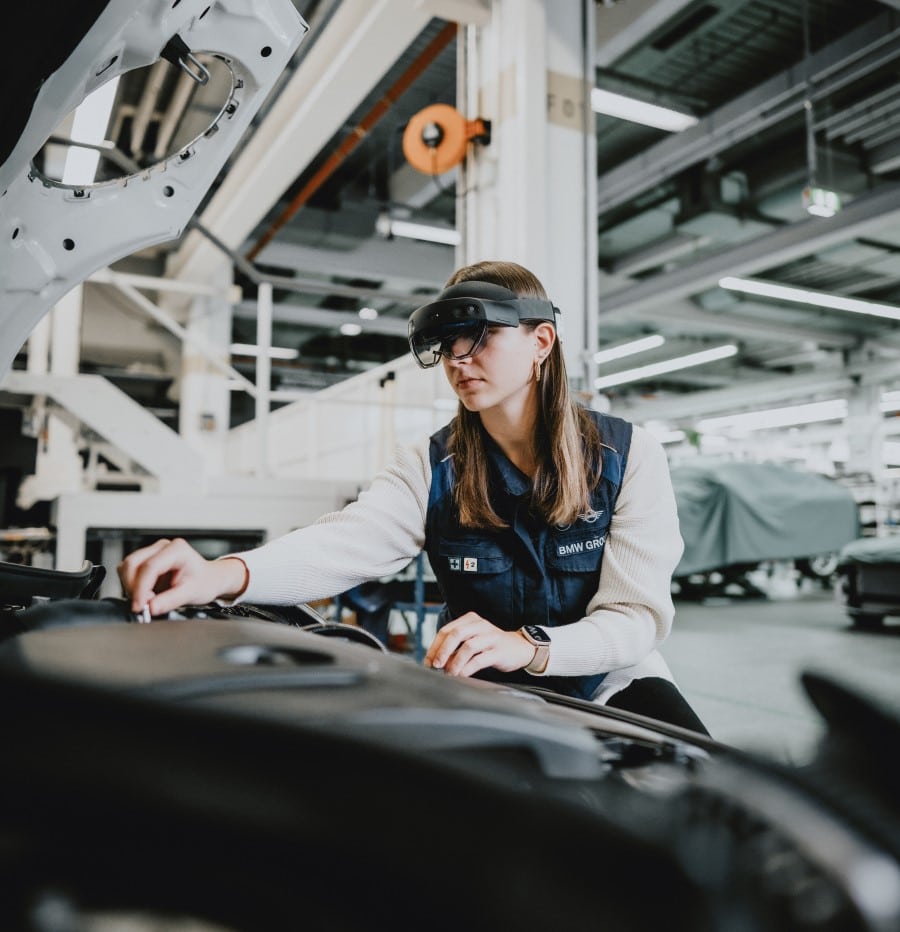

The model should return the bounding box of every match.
[463,557,478,572]
[448,556,461,571]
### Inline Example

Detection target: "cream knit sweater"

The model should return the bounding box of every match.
[233,423,684,703]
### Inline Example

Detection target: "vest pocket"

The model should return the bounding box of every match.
[436,538,514,625]
[546,528,606,623]
[547,526,608,572]
[438,538,513,575]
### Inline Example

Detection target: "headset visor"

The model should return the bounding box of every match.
[408,294,556,369]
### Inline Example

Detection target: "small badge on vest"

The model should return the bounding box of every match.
[448,556,477,572]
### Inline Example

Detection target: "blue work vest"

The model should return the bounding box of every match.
[424,410,633,701]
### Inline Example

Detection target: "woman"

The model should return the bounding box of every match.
[119,260,708,735]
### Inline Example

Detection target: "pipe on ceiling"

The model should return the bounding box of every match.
[130,59,169,158]
[246,19,457,262]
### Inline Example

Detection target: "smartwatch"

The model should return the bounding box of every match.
[519,624,551,675]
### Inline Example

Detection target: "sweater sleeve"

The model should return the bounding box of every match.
[229,437,432,605]
[542,425,684,676]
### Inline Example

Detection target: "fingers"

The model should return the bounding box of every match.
[444,633,492,678]
[117,537,204,615]
[424,612,481,671]
[117,538,170,611]
[425,613,501,677]
[425,614,540,677]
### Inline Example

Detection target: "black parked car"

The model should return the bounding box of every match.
[1,563,899,931]
[835,536,900,629]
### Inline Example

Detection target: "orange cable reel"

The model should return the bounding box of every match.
[402,103,491,175]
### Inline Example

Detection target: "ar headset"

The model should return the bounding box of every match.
[407,281,558,369]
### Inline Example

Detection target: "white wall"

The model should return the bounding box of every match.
[225,353,457,483]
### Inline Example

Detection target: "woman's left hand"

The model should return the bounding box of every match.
[424,612,536,677]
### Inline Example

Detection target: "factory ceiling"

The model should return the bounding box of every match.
[17,0,900,435]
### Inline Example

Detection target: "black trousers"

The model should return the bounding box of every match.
[606,677,710,736]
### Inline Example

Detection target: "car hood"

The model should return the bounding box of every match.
[0,599,898,931]
[0,0,308,380]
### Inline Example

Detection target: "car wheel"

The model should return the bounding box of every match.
[796,553,840,582]
[849,612,884,631]
[672,574,711,600]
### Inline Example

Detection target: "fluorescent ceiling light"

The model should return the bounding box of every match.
[698,399,847,433]
[593,334,665,364]
[696,390,900,433]
[880,391,900,413]
[340,323,362,336]
[643,420,686,445]
[643,419,686,445]
[590,88,698,132]
[389,219,460,246]
[719,276,900,322]
[656,430,687,444]
[358,306,379,320]
[593,344,737,390]
[376,214,460,246]
[230,342,298,360]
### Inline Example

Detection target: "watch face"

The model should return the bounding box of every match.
[522,624,551,645]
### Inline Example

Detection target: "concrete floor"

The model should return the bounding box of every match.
[661,572,900,765]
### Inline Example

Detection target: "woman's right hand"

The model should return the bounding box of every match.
[117,537,248,617]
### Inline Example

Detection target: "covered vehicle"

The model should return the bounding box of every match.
[0,3,898,930]
[671,459,860,597]
[836,535,900,629]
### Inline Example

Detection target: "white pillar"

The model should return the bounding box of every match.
[17,287,85,522]
[98,536,124,599]
[256,281,273,477]
[176,262,234,475]
[26,315,50,375]
[459,0,597,391]
[845,381,884,478]
[46,284,84,493]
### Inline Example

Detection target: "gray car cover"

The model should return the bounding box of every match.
[671,459,860,577]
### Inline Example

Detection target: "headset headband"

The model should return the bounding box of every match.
[407,281,558,343]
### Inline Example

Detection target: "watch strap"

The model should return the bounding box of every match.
[520,626,550,675]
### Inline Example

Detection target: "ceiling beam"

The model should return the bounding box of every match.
[616,369,852,423]
[616,298,859,348]
[168,0,435,285]
[233,301,408,337]
[599,183,900,319]
[256,236,452,292]
[597,9,900,215]
[594,0,697,68]
[615,359,900,423]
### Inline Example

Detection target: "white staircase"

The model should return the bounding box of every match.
[1,371,204,492]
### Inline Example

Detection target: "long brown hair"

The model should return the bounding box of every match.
[445,260,603,528]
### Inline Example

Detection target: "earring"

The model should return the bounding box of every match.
[534,357,542,383]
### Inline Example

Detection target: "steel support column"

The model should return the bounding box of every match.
[459,0,597,390]
[845,375,885,478]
